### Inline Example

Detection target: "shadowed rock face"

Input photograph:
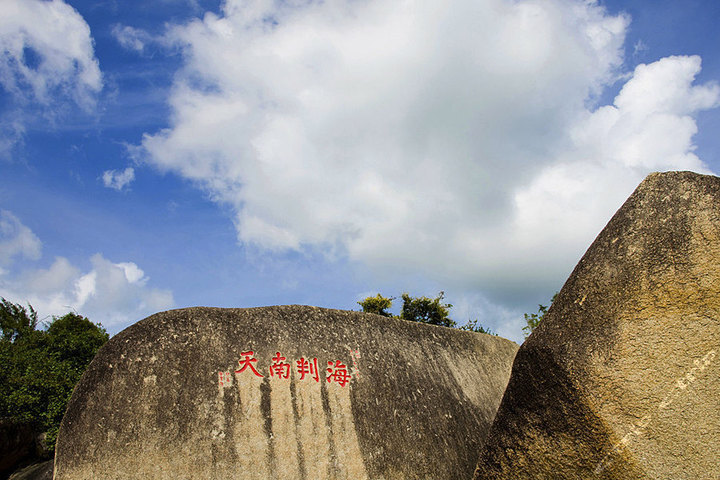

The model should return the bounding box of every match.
[473,171,720,480]
[0,420,35,477]
[54,305,518,480]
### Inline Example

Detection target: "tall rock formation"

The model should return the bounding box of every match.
[54,305,517,480]
[473,171,720,479]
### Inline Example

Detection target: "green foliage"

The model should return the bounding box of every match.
[458,319,498,335]
[358,291,496,334]
[0,298,38,342]
[522,293,558,338]
[357,294,394,317]
[0,299,109,453]
[400,292,455,327]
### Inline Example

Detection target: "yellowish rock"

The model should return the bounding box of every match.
[55,305,517,480]
[474,171,720,480]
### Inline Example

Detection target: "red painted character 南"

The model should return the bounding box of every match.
[269,352,291,379]
[326,360,352,387]
[235,351,264,377]
[296,357,320,382]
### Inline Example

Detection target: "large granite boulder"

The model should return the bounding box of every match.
[473,171,720,479]
[54,305,518,480]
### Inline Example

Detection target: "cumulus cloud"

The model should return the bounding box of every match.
[0,211,174,329]
[0,0,101,105]
[511,55,718,288]
[0,210,42,265]
[102,167,135,191]
[0,0,101,151]
[137,0,718,308]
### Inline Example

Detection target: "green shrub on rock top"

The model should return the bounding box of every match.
[399,291,454,327]
[358,291,496,334]
[357,294,394,317]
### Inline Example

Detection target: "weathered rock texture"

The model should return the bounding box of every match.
[473,171,720,479]
[8,460,52,480]
[54,305,517,480]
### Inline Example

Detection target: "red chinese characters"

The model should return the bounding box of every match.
[349,349,361,380]
[296,357,320,382]
[235,351,264,377]
[218,370,233,387]
[269,352,291,379]
[326,360,352,387]
[221,350,358,388]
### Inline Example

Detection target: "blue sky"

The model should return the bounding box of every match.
[1,0,719,342]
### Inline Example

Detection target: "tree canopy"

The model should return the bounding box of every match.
[357,294,394,317]
[358,292,496,334]
[0,298,109,453]
[399,292,454,327]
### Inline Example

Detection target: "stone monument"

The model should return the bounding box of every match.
[55,306,518,479]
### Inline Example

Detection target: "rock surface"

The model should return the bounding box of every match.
[54,305,518,480]
[7,460,52,480]
[473,171,720,479]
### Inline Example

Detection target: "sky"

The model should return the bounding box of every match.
[1,0,719,342]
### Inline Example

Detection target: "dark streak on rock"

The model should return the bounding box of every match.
[321,378,338,480]
[215,385,237,476]
[260,376,276,477]
[289,378,307,480]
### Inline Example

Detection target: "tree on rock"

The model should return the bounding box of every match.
[359,291,495,333]
[357,294,394,317]
[399,292,454,327]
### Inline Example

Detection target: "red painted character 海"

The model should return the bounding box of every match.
[327,360,352,387]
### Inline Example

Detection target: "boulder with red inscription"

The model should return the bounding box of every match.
[54,305,518,480]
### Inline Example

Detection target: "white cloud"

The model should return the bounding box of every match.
[633,39,648,57]
[0,0,101,106]
[137,0,718,310]
[102,167,135,191]
[0,210,42,265]
[0,119,25,157]
[112,24,153,53]
[512,55,718,285]
[0,211,174,329]
[0,0,101,152]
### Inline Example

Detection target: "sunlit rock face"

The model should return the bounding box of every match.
[473,171,720,480]
[54,305,517,480]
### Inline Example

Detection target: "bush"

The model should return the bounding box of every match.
[399,292,454,327]
[0,299,108,452]
[357,294,394,317]
[358,291,496,333]
[522,293,558,338]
